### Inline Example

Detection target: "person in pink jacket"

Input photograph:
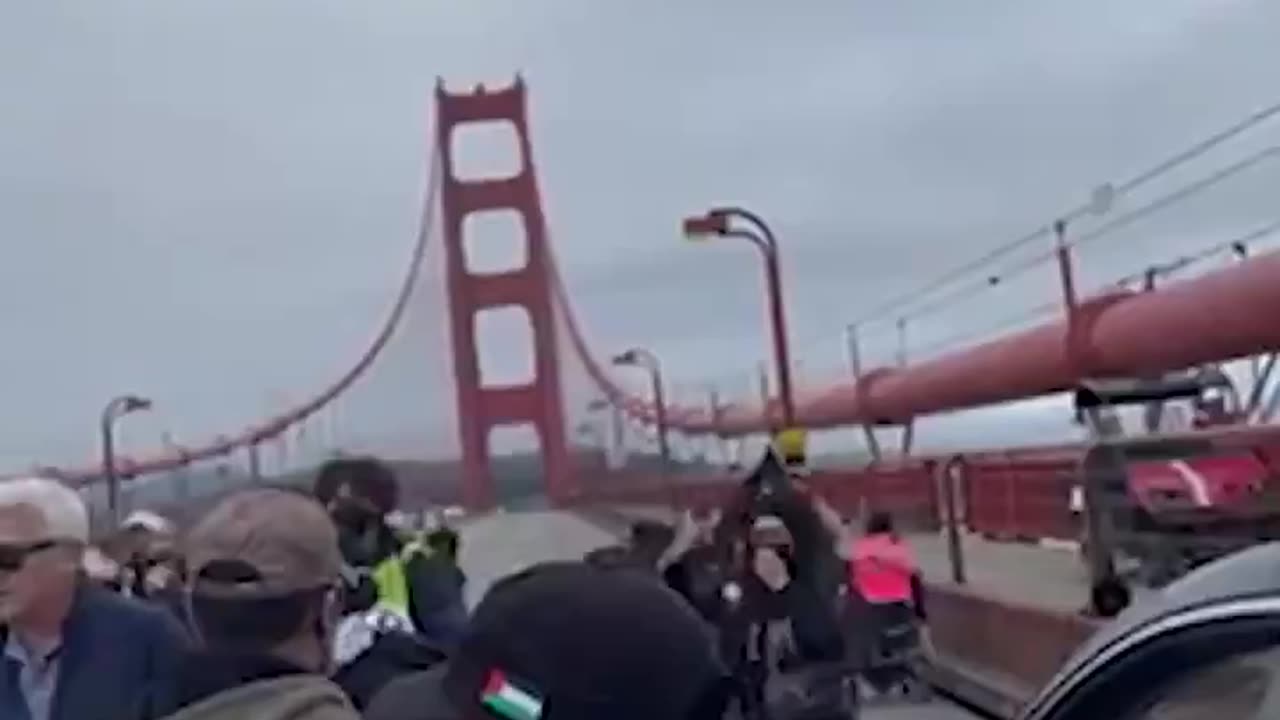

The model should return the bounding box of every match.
[848,512,920,607]
[847,511,928,696]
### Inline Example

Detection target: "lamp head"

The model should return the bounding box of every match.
[681,211,728,241]
[121,395,152,413]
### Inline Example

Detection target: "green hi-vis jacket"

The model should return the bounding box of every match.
[370,535,430,621]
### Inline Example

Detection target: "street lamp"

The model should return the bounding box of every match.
[683,206,795,428]
[161,431,194,505]
[587,398,624,467]
[611,348,670,471]
[706,386,731,467]
[100,394,153,528]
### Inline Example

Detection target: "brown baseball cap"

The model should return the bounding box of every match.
[186,488,342,598]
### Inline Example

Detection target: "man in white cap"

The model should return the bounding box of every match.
[118,510,182,604]
[121,510,174,537]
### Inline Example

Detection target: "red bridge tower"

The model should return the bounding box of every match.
[435,78,572,509]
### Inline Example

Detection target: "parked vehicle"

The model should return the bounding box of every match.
[1020,541,1280,720]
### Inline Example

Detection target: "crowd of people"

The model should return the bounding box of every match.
[591,451,930,717]
[0,449,926,720]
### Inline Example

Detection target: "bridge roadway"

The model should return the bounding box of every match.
[454,509,980,720]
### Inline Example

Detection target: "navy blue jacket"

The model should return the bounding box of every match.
[0,582,189,720]
[405,553,468,651]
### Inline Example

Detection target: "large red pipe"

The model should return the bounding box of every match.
[670,249,1280,436]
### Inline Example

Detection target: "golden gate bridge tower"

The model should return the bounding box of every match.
[436,78,573,510]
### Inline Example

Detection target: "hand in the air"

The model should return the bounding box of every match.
[753,548,791,591]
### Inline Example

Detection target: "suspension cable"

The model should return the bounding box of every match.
[845,99,1280,329]
[21,134,444,483]
[870,219,1280,361]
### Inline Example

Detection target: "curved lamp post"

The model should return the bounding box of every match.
[683,206,795,429]
[586,398,624,467]
[100,394,153,528]
[611,348,670,471]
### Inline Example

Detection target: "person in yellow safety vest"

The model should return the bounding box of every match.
[368,526,465,626]
[315,457,468,650]
[368,536,429,621]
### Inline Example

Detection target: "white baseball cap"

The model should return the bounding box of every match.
[121,510,173,534]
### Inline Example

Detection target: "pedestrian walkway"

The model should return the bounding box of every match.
[913,532,1091,614]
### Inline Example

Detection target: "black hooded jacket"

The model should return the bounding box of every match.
[332,629,446,710]
[711,452,846,664]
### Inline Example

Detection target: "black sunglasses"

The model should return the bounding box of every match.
[0,540,60,572]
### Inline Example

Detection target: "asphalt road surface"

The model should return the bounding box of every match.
[457,508,618,606]
[456,510,981,720]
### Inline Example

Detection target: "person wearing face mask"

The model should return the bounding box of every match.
[160,487,359,720]
[115,511,188,624]
[314,458,467,649]
[711,449,852,720]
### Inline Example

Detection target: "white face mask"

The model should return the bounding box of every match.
[331,607,414,666]
[145,565,175,593]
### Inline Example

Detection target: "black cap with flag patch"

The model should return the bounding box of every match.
[365,562,729,720]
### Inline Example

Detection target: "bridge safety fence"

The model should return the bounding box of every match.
[584,419,1280,544]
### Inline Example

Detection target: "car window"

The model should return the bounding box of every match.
[1133,646,1280,720]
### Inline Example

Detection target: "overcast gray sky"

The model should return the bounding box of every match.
[3,1,1280,469]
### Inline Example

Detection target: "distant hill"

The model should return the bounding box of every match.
[92,448,715,531]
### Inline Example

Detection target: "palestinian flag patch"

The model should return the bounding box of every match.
[481,669,544,720]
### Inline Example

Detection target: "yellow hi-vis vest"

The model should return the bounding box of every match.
[370,539,429,621]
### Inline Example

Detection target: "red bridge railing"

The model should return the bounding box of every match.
[581,424,1280,543]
